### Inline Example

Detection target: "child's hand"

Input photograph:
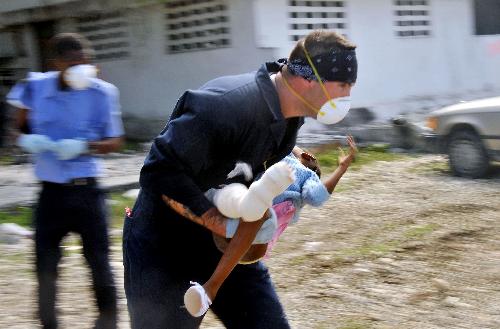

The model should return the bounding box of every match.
[338,135,358,169]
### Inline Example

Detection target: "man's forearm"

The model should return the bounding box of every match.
[88,137,123,154]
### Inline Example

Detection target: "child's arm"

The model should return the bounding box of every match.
[323,135,358,194]
[162,194,277,244]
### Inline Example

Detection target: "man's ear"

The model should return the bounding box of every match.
[292,75,313,93]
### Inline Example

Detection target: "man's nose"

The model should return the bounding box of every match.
[342,87,352,97]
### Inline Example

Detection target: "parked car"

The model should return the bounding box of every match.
[424,96,500,178]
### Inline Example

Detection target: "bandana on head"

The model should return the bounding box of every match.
[287,48,357,84]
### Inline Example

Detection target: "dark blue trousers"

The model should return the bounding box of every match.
[123,189,290,329]
[35,182,117,329]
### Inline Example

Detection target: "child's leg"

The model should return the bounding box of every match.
[184,216,266,317]
[204,218,265,298]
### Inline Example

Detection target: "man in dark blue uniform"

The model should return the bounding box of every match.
[123,30,358,328]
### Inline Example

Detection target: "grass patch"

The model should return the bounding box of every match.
[404,223,438,239]
[341,242,397,258]
[313,143,407,173]
[408,159,449,174]
[108,192,136,229]
[0,193,136,229]
[0,154,15,165]
[0,206,33,227]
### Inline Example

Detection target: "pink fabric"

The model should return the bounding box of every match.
[264,200,296,259]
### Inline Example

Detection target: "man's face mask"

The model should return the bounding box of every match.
[63,64,97,90]
[317,95,351,125]
[282,47,354,125]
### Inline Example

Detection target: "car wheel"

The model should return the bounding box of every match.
[447,130,490,178]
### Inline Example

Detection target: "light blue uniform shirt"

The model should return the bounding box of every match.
[7,71,124,183]
[272,153,330,223]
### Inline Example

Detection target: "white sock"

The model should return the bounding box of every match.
[184,281,212,317]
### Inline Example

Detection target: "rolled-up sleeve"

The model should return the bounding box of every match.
[101,85,124,138]
[301,173,330,207]
[6,80,32,110]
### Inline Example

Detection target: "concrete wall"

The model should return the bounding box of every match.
[258,0,500,120]
[2,0,499,137]
[95,1,275,137]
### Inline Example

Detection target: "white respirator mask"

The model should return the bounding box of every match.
[282,46,355,125]
[317,96,352,125]
[63,64,97,90]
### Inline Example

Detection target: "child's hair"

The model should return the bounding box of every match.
[293,147,322,178]
[302,152,321,178]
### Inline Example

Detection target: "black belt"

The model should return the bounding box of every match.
[42,177,98,187]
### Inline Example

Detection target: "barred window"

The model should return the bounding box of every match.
[288,0,348,42]
[165,0,231,53]
[474,0,500,35]
[394,0,432,37]
[76,11,131,61]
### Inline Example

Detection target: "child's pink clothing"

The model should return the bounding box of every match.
[264,200,296,258]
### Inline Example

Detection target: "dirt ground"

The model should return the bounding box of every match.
[1,155,499,329]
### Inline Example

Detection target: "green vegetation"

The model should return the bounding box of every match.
[0,154,15,165]
[0,206,33,227]
[404,223,438,239]
[341,241,398,258]
[0,142,408,229]
[408,158,449,174]
[108,192,135,229]
[0,192,136,229]
[314,143,408,173]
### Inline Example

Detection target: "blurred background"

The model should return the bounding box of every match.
[0,0,499,142]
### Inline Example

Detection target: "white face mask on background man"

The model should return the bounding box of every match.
[63,64,97,90]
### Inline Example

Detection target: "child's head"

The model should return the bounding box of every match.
[292,146,322,178]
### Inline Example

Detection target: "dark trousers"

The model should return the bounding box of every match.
[123,189,290,329]
[35,182,117,329]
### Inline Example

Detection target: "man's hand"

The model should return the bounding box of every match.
[162,195,277,244]
[338,135,358,170]
[17,134,55,154]
[53,139,89,160]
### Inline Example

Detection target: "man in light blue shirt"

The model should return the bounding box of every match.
[7,33,123,329]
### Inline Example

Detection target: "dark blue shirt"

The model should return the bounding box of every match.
[140,62,304,216]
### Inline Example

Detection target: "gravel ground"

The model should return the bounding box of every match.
[1,155,499,329]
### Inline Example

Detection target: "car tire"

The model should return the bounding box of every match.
[447,130,490,178]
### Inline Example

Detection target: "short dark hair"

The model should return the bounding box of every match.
[50,33,94,61]
[289,30,356,64]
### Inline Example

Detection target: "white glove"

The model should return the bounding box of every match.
[17,134,55,154]
[53,139,89,160]
[213,162,295,222]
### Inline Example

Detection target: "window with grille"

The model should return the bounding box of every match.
[76,11,130,61]
[165,0,231,53]
[0,68,18,86]
[394,0,431,37]
[474,0,500,35]
[288,0,348,42]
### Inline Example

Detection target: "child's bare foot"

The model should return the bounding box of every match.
[184,281,212,317]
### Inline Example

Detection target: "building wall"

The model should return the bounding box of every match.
[257,0,500,120]
[95,1,275,136]
[1,0,499,137]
